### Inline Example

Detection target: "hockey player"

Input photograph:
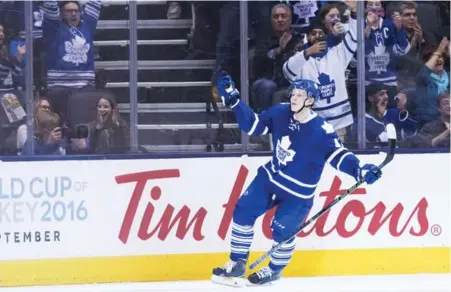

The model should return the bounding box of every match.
[211,73,383,287]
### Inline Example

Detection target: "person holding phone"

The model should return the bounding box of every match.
[283,1,357,143]
[22,111,66,155]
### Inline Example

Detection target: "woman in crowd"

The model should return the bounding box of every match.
[16,97,53,154]
[72,95,130,154]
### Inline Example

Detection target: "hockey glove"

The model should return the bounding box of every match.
[357,164,382,184]
[216,73,240,107]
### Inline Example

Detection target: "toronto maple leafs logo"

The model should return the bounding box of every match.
[367,42,390,74]
[63,35,90,66]
[321,122,335,134]
[318,73,336,103]
[293,1,317,21]
[276,136,296,166]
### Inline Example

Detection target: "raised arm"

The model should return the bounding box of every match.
[215,73,272,136]
[83,0,102,33]
[42,0,60,40]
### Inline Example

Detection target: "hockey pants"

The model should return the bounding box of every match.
[230,171,312,271]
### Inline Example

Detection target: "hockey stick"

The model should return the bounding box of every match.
[249,124,397,270]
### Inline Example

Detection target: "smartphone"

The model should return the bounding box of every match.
[76,124,89,139]
[318,35,327,43]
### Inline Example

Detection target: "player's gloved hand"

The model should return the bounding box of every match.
[216,72,240,107]
[357,164,382,184]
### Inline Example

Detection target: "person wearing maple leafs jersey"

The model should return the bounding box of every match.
[347,0,410,109]
[211,73,382,287]
[43,0,101,89]
[283,0,357,142]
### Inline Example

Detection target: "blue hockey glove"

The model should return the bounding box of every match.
[357,164,382,184]
[215,73,240,107]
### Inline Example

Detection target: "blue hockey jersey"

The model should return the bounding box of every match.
[14,1,44,39]
[348,18,410,86]
[232,101,361,200]
[351,108,419,143]
[42,0,101,88]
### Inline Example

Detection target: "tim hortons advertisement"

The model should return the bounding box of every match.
[0,153,449,261]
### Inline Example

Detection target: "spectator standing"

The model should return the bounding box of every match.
[212,1,272,86]
[42,0,101,127]
[283,1,357,142]
[348,1,410,110]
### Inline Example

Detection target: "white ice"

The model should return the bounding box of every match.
[2,274,450,292]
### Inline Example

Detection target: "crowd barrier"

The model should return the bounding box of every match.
[0,152,449,287]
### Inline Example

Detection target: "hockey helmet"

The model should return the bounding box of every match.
[288,79,320,101]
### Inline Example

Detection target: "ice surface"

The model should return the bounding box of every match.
[2,274,450,292]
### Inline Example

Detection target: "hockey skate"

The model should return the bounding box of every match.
[247,266,281,286]
[211,260,246,287]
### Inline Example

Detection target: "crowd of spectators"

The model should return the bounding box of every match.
[0,0,449,157]
[0,0,130,156]
[200,0,449,149]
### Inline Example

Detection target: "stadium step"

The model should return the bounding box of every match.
[104,87,211,104]
[97,19,192,30]
[95,60,215,70]
[94,39,188,46]
[93,1,236,152]
[96,44,192,61]
[118,102,230,113]
[104,81,210,88]
[119,106,235,125]
[141,144,265,152]
[105,69,213,83]
[100,1,191,21]
[137,123,238,130]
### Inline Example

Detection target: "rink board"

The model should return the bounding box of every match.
[0,153,449,286]
[0,247,449,286]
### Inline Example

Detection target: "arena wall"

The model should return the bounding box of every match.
[0,153,449,286]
